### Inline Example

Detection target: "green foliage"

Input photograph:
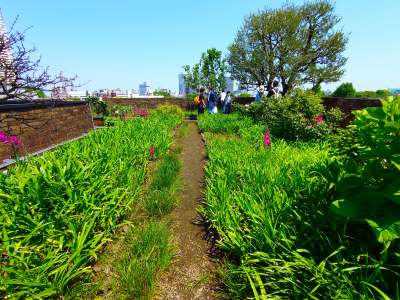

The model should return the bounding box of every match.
[330,97,400,245]
[237,92,252,98]
[356,89,392,98]
[332,82,356,97]
[198,113,253,135]
[144,149,181,217]
[183,48,227,92]
[109,105,132,118]
[113,222,173,299]
[228,0,347,94]
[199,113,399,299]
[153,89,172,99]
[185,93,197,102]
[249,90,343,141]
[36,89,46,98]
[0,113,181,298]
[86,96,108,116]
[152,104,184,122]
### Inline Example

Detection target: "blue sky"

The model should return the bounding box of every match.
[1,0,399,93]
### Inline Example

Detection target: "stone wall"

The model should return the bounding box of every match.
[104,97,195,110]
[0,100,94,163]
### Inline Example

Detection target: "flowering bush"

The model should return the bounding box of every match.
[240,90,343,141]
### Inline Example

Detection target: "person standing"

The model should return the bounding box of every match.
[255,85,265,102]
[267,80,281,98]
[208,87,218,114]
[197,87,206,114]
[223,91,233,114]
[220,90,227,112]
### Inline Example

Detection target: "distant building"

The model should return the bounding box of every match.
[139,82,151,96]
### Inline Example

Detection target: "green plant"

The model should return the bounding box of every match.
[250,90,342,141]
[330,96,400,245]
[86,96,108,116]
[0,112,182,298]
[332,82,356,97]
[152,104,184,122]
[199,112,399,299]
[144,149,181,217]
[109,104,132,118]
[114,222,173,299]
[237,92,252,98]
[153,89,172,99]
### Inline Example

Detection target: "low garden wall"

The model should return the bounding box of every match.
[0,100,94,163]
[104,97,195,110]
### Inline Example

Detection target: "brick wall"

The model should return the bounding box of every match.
[322,97,382,125]
[104,97,195,110]
[0,100,94,163]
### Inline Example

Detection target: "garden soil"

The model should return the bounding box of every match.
[153,121,218,300]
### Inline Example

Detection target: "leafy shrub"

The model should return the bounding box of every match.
[186,93,197,102]
[250,90,343,141]
[153,89,172,99]
[332,82,356,97]
[331,96,400,245]
[238,92,252,97]
[86,96,108,116]
[109,104,132,118]
[152,104,184,121]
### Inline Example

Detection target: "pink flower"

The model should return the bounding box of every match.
[149,147,155,157]
[135,109,149,118]
[0,132,8,143]
[264,129,271,148]
[8,136,22,147]
[0,131,22,147]
[314,114,324,124]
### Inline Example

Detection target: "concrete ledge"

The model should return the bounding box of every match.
[0,100,87,112]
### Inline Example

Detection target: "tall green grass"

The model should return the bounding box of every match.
[0,111,182,298]
[199,113,399,299]
[113,222,173,299]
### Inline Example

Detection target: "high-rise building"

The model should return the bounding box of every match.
[139,82,151,96]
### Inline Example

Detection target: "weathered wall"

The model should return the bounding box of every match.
[104,97,195,110]
[0,100,94,163]
[322,97,382,125]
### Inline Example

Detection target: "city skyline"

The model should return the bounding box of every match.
[1,1,399,92]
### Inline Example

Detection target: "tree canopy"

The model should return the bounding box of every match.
[332,82,356,97]
[183,48,227,92]
[228,0,348,95]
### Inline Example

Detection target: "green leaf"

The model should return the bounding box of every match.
[366,107,386,120]
[330,199,363,218]
[391,154,400,171]
[384,180,400,204]
[366,208,400,243]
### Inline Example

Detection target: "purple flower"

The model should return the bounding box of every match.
[264,129,271,148]
[314,114,324,124]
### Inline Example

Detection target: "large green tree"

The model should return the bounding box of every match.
[183,48,227,92]
[228,1,348,95]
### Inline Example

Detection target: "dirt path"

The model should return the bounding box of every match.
[153,121,218,300]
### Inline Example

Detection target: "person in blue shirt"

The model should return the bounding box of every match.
[255,85,265,102]
[208,87,218,114]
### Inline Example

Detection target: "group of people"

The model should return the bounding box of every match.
[255,80,281,102]
[196,87,233,115]
[195,80,281,114]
